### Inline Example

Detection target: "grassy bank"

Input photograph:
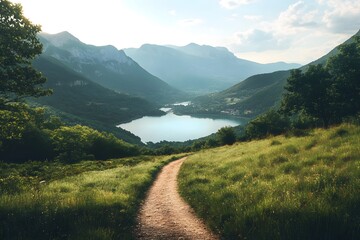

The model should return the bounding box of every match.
[0,155,182,239]
[179,124,360,239]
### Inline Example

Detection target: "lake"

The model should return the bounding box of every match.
[118,111,241,143]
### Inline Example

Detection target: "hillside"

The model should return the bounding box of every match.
[183,29,360,119]
[32,55,164,144]
[179,124,360,239]
[39,32,186,104]
[125,43,300,94]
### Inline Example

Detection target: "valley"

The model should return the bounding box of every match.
[1,1,359,239]
[31,31,307,144]
[31,55,164,144]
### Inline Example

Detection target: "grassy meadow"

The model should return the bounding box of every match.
[0,155,183,239]
[179,124,360,240]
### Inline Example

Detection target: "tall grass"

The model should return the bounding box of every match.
[179,124,360,240]
[0,155,182,239]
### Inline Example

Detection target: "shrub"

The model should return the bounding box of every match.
[0,105,56,162]
[51,125,96,162]
[217,127,236,145]
[90,133,139,160]
[51,125,140,162]
[205,138,219,148]
[191,140,206,151]
[245,109,290,139]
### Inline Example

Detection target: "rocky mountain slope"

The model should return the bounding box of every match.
[39,32,186,104]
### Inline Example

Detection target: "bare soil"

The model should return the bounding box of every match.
[135,157,219,240]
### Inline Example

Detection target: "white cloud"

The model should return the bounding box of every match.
[225,1,351,64]
[219,0,255,9]
[178,18,203,27]
[235,31,350,64]
[275,1,319,35]
[228,29,289,52]
[226,2,319,54]
[320,0,360,33]
[243,15,262,21]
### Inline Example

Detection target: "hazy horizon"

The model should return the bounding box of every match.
[12,0,360,65]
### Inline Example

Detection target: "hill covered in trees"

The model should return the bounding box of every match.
[32,55,165,144]
[176,30,360,120]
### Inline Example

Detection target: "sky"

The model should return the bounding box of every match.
[12,0,360,64]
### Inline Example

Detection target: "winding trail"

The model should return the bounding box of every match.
[135,157,219,240]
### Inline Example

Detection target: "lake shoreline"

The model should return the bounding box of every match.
[117,111,242,144]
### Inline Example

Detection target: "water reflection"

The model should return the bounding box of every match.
[118,112,241,143]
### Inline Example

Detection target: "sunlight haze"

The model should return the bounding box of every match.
[12,0,360,64]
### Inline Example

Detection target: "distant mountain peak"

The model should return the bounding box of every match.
[40,32,131,65]
[185,42,200,47]
[139,43,166,50]
[178,43,236,59]
[56,31,78,39]
[98,46,131,64]
[40,31,80,47]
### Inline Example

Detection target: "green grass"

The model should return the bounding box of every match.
[0,155,183,239]
[179,124,360,240]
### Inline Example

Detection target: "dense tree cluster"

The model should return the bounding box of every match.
[245,36,360,139]
[0,105,140,162]
[281,37,360,128]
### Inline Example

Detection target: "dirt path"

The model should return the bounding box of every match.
[135,157,219,240]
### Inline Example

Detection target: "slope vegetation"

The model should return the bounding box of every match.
[179,124,360,239]
[33,55,163,143]
[192,71,290,118]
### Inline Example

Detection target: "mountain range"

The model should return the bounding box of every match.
[38,32,186,104]
[125,43,301,94]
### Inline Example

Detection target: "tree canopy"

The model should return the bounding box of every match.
[326,36,360,118]
[281,65,334,127]
[217,126,236,145]
[245,109,290,139]
[281,36,360,128]
[0,0,51,107]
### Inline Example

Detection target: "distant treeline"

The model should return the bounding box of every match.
[0,103,239,163]
[0,104,141,163]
